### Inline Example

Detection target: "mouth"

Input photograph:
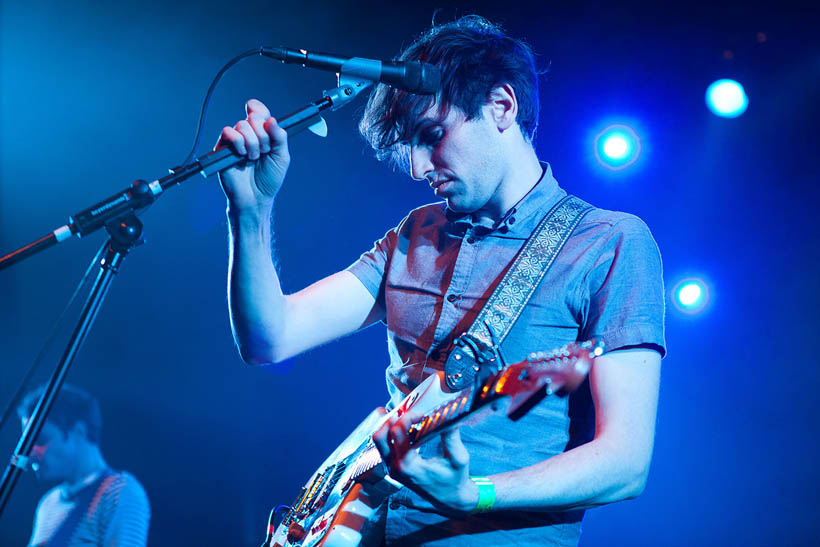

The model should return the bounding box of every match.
[428,175,451,188]
[430,178,453,195]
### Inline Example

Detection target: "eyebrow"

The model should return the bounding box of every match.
[407,118,446,144]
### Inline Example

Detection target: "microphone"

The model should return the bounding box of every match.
[262,46,440,94]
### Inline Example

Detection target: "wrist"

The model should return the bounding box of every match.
[227,207,274,249]
[468,476,496,514]
[226,203,273,230]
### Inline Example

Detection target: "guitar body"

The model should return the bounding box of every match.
[269,372,460,547]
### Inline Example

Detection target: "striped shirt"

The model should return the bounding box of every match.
[29,470,150,546]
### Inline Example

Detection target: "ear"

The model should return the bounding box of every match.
[69,421,89,442]
[486,84,518,133]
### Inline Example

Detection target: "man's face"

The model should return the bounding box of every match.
[21,419,78,482]
[407,104,506,215]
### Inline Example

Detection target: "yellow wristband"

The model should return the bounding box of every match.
[469,476,496,514]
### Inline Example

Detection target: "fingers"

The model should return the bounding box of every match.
[372,420,390,463]
[235,120,260,160]
[388,416,413,471]
[440,428,469,469]
[246,99,289,157]
[373,418,403,471]
[264,116,289,158]
[214,99,286,161]
[245,98,271,119]
[215,125,245,155]
[373,414,419,476]
[248,115,271,155]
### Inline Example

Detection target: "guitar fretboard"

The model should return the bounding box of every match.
[347,390,478,483]
[407,389,475,444]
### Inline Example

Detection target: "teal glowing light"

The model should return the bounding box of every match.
[603,135,630,159]
[594,124,641,170]
[672,278,711,315]
[678,283,702,306]
[706,79,748,118]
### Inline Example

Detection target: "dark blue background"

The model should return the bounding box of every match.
[1,1,817,545]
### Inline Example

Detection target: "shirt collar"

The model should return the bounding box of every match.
[445,162,564,237]
[59,468,106,501]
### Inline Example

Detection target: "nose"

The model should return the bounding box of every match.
[409,146,433,182]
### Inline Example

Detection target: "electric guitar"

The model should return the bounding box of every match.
[264,340,603,547]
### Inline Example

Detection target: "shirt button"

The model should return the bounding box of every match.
[508,216,516,225]
[466,236,476,244]
[446,294,457,303]
[389,500,401,510]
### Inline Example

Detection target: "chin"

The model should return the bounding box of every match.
[445,197,472,213]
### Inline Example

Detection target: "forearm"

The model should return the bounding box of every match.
[486,350,660,513]
[227,206,288,365]
[488,436,650,513]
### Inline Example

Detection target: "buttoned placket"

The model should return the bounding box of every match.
[429,226,482,352]
[390,227,484,513]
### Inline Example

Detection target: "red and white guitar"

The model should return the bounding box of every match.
[264,340,603,547]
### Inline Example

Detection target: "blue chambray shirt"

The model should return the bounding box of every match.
[347,164,666,546]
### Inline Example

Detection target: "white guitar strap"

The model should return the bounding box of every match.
[444,195,594,390]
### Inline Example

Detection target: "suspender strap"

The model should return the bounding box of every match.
[444,195,594,390]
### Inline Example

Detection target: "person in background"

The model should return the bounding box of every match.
[18,384,150,547]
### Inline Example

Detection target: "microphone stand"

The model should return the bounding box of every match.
[0,75,374,518]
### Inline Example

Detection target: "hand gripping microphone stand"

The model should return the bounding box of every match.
[0,72,375,518]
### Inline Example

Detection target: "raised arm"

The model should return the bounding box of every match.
[216,99,382,365]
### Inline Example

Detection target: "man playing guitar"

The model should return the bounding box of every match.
[215,15,665,546]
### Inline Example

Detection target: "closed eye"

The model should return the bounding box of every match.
[415,125,444,147]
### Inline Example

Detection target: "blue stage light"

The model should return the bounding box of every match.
[594,124,641,170]
[705,79,748,118]
[672,278,711,315]
[603,135,630,159]
[678,283,702,306]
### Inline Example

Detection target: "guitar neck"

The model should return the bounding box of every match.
[344,390,478,485]
[348,340,602,484]
[406,388,477,445]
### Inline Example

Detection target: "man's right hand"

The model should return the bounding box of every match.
[215,98,290,217]
[215,101,382,366]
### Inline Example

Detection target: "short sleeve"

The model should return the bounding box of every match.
[101,472,151,546]
[345,224,400,307]
[580,216,666,357]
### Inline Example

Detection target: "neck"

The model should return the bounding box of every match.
[474,142,543,224]
[66,445,107,487]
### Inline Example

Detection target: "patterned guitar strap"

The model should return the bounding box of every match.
[444,194,594,390]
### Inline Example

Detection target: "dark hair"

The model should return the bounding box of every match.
[359,15,541,167]
[17,384,102,444]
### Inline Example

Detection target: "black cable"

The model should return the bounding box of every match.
[259,504,291,547]
[180,47,267,167]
